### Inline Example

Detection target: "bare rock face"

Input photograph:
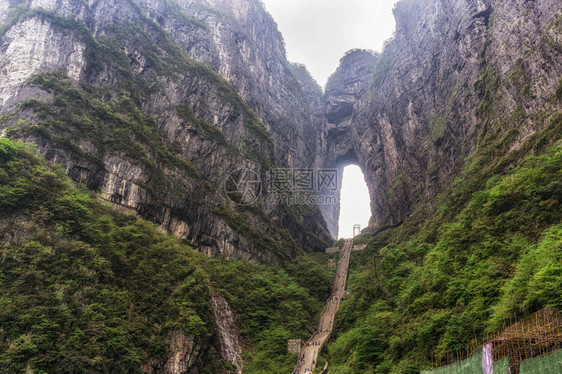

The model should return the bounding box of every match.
[0,17,85,107]
[1,0,559,250]
[325,49,379,125]
[0,0,332,262]
[322,0,561,230]
[319,50,379,237]
[143,331,206,374]
[134,0,324,171]
[210,291,243,374]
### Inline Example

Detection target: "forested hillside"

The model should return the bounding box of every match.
[324,134,562,372]
[0,138,333,373]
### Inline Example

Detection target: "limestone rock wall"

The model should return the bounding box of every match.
[0,0,332,262]
[324,0,561,229]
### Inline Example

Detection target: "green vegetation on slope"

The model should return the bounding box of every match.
[6,70,309,259]
[209,255,335,373]
[0,0,336,259]
[0,139,212,373]
[0,139,333,373]
[11,6,274,149]
[12,73,205,193]
[323,143,562,373]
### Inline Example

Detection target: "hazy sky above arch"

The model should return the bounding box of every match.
[261,0,399,88]
[261,0,398,238]
[339,165,371,239]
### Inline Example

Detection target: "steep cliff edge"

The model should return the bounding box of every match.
[320,0,562,371]
[325,0,561,230]
[321,49,379,237]
[1,0,561,372]
[1,0,559,252]
[0,0,332,260]
[134,0,325,170]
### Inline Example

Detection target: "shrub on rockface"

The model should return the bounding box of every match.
[0,138,17,162]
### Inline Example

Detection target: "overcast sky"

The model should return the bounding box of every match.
[338,166,371,238]
[261,0,399,88]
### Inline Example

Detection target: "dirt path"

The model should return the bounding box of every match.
[293,239,353,373]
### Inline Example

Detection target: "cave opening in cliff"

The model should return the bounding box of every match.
[338,165,371,238]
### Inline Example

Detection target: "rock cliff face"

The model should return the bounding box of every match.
[324,0,561,230]
[143,332,207,374]
[1,0,559,246]
[131,0,324,171]
[1,0,560,372]
[210,291,243,374]
[320,49,379,237]
[0,0,332,262]
[143,292,243,374]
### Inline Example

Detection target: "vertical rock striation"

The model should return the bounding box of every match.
[143,331,207,374]
[323,0,561,230]
[0,0,332,260]
[320,49,379,237]
[210,291,243,374]
[0,0,560,372]
[1,0,559,247]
